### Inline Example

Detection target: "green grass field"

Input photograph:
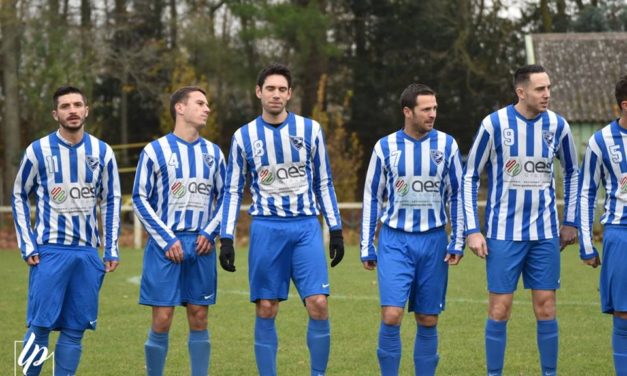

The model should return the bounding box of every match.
[0,245,614,375]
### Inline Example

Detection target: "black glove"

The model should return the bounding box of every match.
[219,238,236,272]
[329,230,344,267]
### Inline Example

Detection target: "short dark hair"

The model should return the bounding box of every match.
[169,86,206,121]
[513,64,547,88]
[256,63,292,89]
[615,75,627,108]
[400,83,436,110]
[53,86,87,110]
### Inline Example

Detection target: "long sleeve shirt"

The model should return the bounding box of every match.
[220,113,342,239]
[463,105,578,240]
[360,129,464,261]
[12,131,121,260]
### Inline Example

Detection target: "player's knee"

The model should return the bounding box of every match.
[489,303,511,321]
[58,329,84,345]
[256,299,279,319]
[187,306,208,330]
[381,307,404,325]
[152,308,175,332]
[415,314,438,327]
[533,299,556,320]
[305,295,328,320]
[615,311,627,320]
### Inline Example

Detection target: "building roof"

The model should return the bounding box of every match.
[531,32,627,123]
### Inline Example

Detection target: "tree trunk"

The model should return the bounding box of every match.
[540,0,552,32]
[169,0,177,48]
[1,0,21,206]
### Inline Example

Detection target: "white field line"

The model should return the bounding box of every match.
[126,276,599,307]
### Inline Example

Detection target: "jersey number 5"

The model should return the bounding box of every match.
[609,144,623,163]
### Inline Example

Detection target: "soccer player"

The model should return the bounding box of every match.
[360,83,465,376]
[132,86,225,376]
[12,86,121,375]
[463,64,579,376]
[219,63,344,376]
[578,75,627,376]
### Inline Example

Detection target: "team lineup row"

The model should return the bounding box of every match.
[11,64,627,376]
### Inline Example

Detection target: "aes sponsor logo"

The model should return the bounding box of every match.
[50,185,97,203]
[395,178,440,196]
[170,180,213,198]
[505,158,551,176]
[259,165,306,186]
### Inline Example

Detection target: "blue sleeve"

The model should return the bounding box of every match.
[445,140,465,254]
[220,134,247,240]
[100,146,122,261]
[462,123,492,235]
[12,146,39,259]
[577,136,601,260]
[360,145,385,261]
[131,149,177,251]
[312,125,342,231]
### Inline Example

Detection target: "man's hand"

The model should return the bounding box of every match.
[583,255,601,268]
[105,260,119,272]
[26,255,40,266]
[196,235,213,255]
[444,253,462,265]
[219,238,236,272]
[329,230,344,267]
[165,240,184,263]
[559,225,577,251]
[467,232,488,258]
[362,260,377,270]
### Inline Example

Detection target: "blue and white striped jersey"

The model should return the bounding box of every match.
[463,105,579,241]
[360,130,465,260]
[12,131,121,260]
[220,113,342,239]
[132,133,226,251]
[578,120,627,259]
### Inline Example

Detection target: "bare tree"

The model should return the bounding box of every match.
[1,0,21,206]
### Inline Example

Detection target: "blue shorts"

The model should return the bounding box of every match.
[377,225,449,314]
[248,216,329,302]
[27,245,105,331]
[600,226,627,314]
[140,232,217,306]
[486,238,560,293]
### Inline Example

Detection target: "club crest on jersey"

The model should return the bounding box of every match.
[50,186,67,203]
[85,155,100,172]
[621,176,627,194]
[290,136,304,150]
[542,131,554,147]
[170,181,186,198]
[202,154,214,168]
[430,150,444,165]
